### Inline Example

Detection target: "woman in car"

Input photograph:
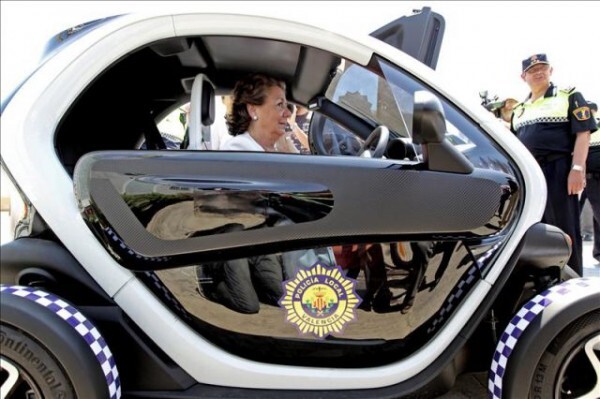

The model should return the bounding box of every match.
[222,73,299,152]
[200,74,296,313]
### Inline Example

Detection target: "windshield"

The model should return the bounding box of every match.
[325,55,514,174]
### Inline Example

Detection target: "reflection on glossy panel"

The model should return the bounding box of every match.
[472,177,520,236]
[119,176,333,241]
[143,238,501,367]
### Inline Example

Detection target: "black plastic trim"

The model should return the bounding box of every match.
[78,305,196,391]
[0,238,113,304]
[516,222,571,269]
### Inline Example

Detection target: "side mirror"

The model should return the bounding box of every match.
[413,91,446,144]
[413,91,473,174]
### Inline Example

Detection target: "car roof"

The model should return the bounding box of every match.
[4,9,481,175]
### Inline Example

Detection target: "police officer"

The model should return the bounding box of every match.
[511,53,596,275]
[584,101,600,262]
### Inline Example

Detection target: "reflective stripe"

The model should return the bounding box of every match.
[513,116,569,130]
[512,90,570,131]
[590,129,600,147]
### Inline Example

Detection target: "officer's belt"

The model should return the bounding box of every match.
[534,153,569,165]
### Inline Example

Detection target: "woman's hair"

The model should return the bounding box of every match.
[226,73,286,136]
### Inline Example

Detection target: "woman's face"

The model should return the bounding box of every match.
[248,85,292,143]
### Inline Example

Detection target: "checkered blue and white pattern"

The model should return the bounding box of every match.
[487,278,593,399]
[513,116,569,131]
[1,285,121,399]
[104,226,169,263]
[427,265,480,334]
[143,271,192,321]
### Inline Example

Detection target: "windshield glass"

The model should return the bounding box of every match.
[325,55,514,174]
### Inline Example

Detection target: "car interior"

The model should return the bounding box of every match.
[55,35,344,175]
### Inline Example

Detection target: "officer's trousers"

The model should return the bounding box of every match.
[539,157,583,275]
[585,172,600,261]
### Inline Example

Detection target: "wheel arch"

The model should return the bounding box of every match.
[489,278,600,398]
[1,285,121,398]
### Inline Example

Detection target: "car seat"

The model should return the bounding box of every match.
[187,73,216,150]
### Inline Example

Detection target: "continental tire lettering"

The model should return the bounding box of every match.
[1,330,65,393]
[0,331,13,347]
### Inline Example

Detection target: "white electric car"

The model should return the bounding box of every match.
[1,7,598,399]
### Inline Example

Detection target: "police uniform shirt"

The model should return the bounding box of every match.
[511,83,597,157]
[588,124,600,173]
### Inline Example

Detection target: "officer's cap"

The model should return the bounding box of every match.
[588,101,598,112]
[522,53,550,73]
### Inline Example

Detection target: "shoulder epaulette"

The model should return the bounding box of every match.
[561,86,576,95]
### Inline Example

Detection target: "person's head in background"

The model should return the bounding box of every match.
[521,53,552,95]
[221,95,233,115]
[296,105,309,116]
[227,73,292,150]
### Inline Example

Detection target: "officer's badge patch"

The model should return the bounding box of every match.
[573,106,591,121]
[279,262,361,339]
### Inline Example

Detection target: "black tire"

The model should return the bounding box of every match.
[530,311,600,398]
[1,324,74,398]
[1,286,119,399]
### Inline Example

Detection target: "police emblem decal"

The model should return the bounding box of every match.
[573,106,591,121]
[279,262,362,338]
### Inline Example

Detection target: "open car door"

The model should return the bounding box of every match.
[370,6,445,70]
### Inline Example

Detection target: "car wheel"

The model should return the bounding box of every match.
[1,285,121,399]
[1,324,74,398]
[530,311,600,399]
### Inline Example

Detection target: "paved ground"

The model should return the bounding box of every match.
[582,240,600,277]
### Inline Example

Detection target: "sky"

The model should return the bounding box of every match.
[1,1,599,108]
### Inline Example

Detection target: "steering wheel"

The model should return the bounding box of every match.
[358,126,389,158]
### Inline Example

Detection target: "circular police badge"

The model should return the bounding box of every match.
[279,262,361,339]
